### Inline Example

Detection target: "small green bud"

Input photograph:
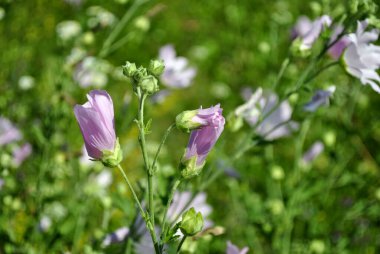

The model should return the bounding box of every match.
[133,66,148,82]
[139,75,159,95]
[148,59,165,76]
[175,110,202,133]
[180,155,205,179]
[291,38,311,57]
[122,61,137,77]
[179,208,204,236]
[101,138,123,168]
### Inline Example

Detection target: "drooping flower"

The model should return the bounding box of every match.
[304,86,336,112]
[328,25,351,60]
[180,105,225,178]
[12,143,32,167]
[343,21,380,93]
[74,90,122,167]
[292,15,332,53]
[302,141,324,165]
[0,117,22,146]
[226,241,249,254]
[159,44,197,88]
[235,88,298,141]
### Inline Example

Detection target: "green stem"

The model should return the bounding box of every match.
[116,165,160,254]
[177,236,187,253]
[151,123,176,172]
[161,178,182,239]
[304,61,340,84]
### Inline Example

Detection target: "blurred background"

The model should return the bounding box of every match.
[0,0,380,253]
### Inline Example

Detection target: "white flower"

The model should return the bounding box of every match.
[343,21,380,93]
[304,86,336,112]
[73,56,110,88]
[18,75,35,90]
[87,6,117,29]
[56,20,82,41]
[39,216,52,232]
[159,45,197,88]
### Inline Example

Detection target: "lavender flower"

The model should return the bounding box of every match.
[102,227,130,247]
[12,143,32,167]
[302,141,324,165]
[292,15,332,52]
[304,86,336,112]
[226,241,249,254]
[0,117,22,146]
[343,21,380,93]
[39,216,52,232]
[328,26,351,60]
[73,56,110,88]
[159,44,197,88]
[74,90,122,167]
[0,178,4,190]
[235,88,298,140]
[180,105,225,178]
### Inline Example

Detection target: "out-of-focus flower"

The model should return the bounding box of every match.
[102,227,130,247]
[65,47,87,67]
[235,88,298,140]
[96,170,113,188]
[302,141,324,165]
[159,44,197,88]
[73,56,110,88]
[18,75,35,90]
[87,6,117,29]
[226,241,249,254]
[292,15,332,53]
[39,216,52,232]
[0,7,5,20]
[64,0,83,6]
[0,178,4,190]
[74,90,122,167]
[12,143,32,167]
[0,117,22,146]
[180,105,225,178]
[56,20,82,41]
[304,86,336,112]
[150,90,172,104]
[328,26,351,59]
[79,145,95,167]
[343,20,380,93]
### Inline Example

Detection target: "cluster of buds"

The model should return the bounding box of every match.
[122,60,164,95]
[179,207,204,236]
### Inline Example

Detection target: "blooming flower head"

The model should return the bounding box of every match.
[328,25,351,60]
[235,88,298,140]
[56,20,82,41]
[12,143,32,167]
[180,105,225,178]
[343,21,380,93]
[226,241,249,254]
[0,117,22,146]
[304,86,336,112]
[74,90,122,167]
[292,15,332,53]
[159,44,197,88]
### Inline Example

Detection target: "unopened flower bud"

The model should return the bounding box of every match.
[148,59,165,76]
[133,66,148,82]
[139,75,159,95]
[180,154,205,179]
[122,61,137,77]
[176,110,203,133]
[179,207,204,236]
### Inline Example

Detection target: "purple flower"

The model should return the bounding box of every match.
[0,117,22,146]
[159,44,197,88]
[12,143,32,167]
[183,105,225,170]
[226,241,249,254]
[0,178,4,190]
[292,15,332,51]
[74,90,117,160]
[328,26,351,60]
[302,141,324,165]
[304,86,335,112]
[343,20,380,93]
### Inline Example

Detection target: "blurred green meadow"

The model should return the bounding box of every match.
[1,0,380,253]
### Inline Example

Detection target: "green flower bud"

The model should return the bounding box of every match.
[139,75,159,95]
[122,61,137,77]
[148,59,165,76]
[180,208,204,236]
[133,66,148,82]
[101,138,123,168]
[180,155,205,179]
[291,38,311,57]
[175,110,202,133]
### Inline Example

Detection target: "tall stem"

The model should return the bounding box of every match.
[161,178,182,239]
[177,236,187,253]
[151,123,176,172]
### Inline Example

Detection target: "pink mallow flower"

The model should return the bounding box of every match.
[226,241,249,254]
[12,143,32,167]
[159,44,197,89]
[343,20,380,93]
[0,117,22,146]
[180,105,225,178]
[328,25,351,60]
[74,90,122,167]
